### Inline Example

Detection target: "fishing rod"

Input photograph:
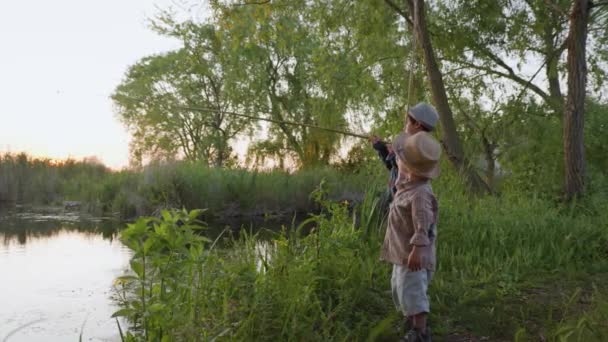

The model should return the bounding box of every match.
[122,96,369,140]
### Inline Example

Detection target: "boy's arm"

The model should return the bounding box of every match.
[371,140,392,170]
[410,193,433,247]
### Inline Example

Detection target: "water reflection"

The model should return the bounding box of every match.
[0,208,311,341]
[204,212,311,239]
[0,211,130,342]
[0,210,120,246]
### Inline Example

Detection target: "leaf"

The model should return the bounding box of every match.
[148,303,166,313]
[130,260,145,278]
[111,308,134,318]
[154,223,168,237]
[130,300,142,310]
[188,208,204,220]
[143,237,155,254]
[161,210,172,222]
[115,275,138,284]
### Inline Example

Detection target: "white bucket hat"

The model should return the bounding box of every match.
[392,131,441,179]
[408,103,439,131]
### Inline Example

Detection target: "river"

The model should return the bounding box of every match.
[0,208,302,341]
[0,210,129,342]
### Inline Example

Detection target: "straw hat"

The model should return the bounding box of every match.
[392,131,441,179]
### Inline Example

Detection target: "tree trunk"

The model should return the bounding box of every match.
[481,134,496,190]
[215,146,225,168]
[547,55,563,112]
[540,6,565,114]
[407,0,491,194]
[563,0,589,200]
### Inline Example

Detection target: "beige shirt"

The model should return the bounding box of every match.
[380,178,438,270]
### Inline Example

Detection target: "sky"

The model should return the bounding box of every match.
[0,0,199,169]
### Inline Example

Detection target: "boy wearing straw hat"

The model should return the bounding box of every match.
[381,129,441,342]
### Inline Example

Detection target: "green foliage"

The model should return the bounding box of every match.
[431,0,608,109]
[84,161,369,219]
[113,209,211,341]
[0,153,109,205]
[585,100,608,175]
[117,161,373,218]
[114,174,608,340]
[548,289,608,342]
[0,152,378,219]
[140,0,416,169]
[115,187,393,341]
[211,0,351,167]
[107,0,608,198]
[112,24,250,166]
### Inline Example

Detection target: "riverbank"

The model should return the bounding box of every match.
[113,180,608,341]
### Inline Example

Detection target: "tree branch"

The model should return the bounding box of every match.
[477,47,555,102]
[233,0,270,6]
[543,0,568,16]
[384,0,413,27]
[455,58,552,104]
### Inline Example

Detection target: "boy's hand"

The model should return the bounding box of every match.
[407,246,422,271]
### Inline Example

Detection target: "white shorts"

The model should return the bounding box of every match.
[391,264,433,316]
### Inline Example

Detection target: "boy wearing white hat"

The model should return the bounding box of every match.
[380,129,441,342]
[370,103,440,203]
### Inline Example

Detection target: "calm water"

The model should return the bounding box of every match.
[0,208,305,341]
[0,211,131,342]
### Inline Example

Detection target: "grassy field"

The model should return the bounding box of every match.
[112,171,608,341]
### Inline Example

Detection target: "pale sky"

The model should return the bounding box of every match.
[0,0,197,169]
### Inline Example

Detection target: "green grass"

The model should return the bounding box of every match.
[5,152,607,340]
[112,175,608,341]
[0,152,109,205]
[0,153,375,219]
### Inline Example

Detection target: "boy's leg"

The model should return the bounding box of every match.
[411,270,433,333]
[391,264,406,315]
[391,264,412,333]
[402,269,432,338]
[412,313,427,334]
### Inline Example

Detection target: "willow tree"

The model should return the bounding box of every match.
[119,0,425,169]
[112,25,251,167]
[206,0,418,168]
[205,1,347,168]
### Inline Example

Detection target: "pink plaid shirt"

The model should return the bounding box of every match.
[381,178,438,270]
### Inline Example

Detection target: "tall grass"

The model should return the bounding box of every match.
[0,153,376,219]
[113,175,608,340]
[113,185,392,341]
[111,161,373,217]
[0,152,108,205]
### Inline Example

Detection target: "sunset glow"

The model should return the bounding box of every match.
[0,0,187,169]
